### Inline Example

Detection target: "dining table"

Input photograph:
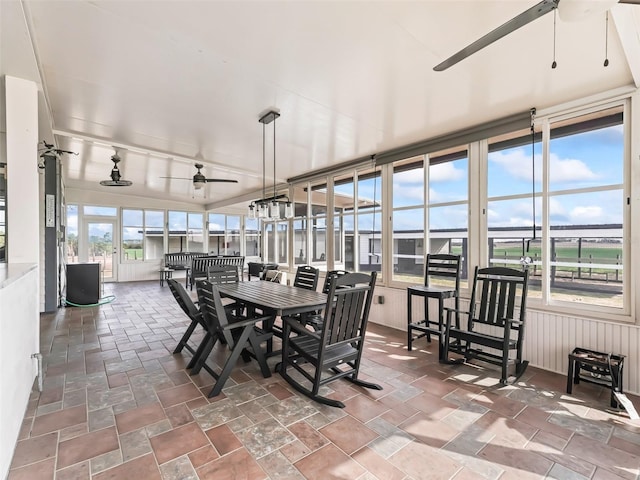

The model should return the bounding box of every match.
[217,280,328,359]
[217,280,328,317]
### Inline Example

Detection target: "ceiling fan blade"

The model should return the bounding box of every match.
[434,0,559,71]
[618,0,640,4]
[204,178,238,183]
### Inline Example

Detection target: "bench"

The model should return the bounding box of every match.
[189,255,245,289]
[164,252,206,270]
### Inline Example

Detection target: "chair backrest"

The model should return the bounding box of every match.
[260,264,279,280]
[207,265,240,284]
[468,266,529,330]
[167,278,200,320]
[195,280,230,336]
[320,271,377,347]
[293,265,320,291]
[321,270,349,294]
[425,253,461,290]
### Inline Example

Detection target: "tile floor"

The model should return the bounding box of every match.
[8,280,640,480]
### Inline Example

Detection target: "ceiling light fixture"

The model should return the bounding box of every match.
[248,110,293,220]
[100,152,132,187]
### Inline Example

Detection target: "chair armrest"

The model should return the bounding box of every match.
[223,315,271,331]
[282,316,321,339]
[503,317,523,326]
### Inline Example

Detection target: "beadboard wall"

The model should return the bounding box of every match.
[368,285,640,395]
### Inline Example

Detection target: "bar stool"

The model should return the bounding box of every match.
[407,254,461,361]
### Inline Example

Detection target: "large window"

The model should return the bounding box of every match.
[122,209,164,261]
[66,205,78,264]
[428,148,469,287]
[208,214,241,255]
[245,217,261,260]
[168,211,203,253]
[392,157,424,283]
[356,166,382,275]
[488,104,626,311]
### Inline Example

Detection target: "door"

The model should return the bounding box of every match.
[85,220,117,282]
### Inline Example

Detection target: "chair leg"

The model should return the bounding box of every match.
[189,333,216,374]
[173,319,199,354]
[208,325,255,398]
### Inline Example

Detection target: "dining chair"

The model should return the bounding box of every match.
[298,269,349,330]
[168,278,204,357]
[279,271,381,408]
[293,265,320,290]
[190,280,273,397]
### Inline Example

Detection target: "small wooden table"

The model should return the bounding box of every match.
[158,268,174,286]
[567,347,625,408]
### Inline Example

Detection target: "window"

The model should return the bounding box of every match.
[292,185,308,265]
[121,209,164,261]
[208,214,242,255]
[356,166,382,276]
[548,106,624,309]
[168,211,204,253]
[392,157,424,283]
[488,104,626,312]
[245,217,261,260]
[488,128,542,298]
[83,205,116,216]
[208,214,225,254]
[428,148,469,288]
[122,209,143,261]
[309,180,328,269]
[66,205,78,264]
[334,173,355,271]
[144,211,164,260]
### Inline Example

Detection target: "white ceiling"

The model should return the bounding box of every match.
[2,0,639,208]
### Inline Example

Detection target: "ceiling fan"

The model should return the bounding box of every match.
[100,153,132,187]
[161,163,238,190]
[434,0,640,71]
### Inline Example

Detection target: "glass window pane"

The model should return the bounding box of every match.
[145,210,164,228]
[168,211,187,253]
[66,205,78,264]
[188,212,203,229]
[549,190,623,307]
[294,219,307,265]
[392,208,424,282]
[245,218,261,260]
[488,136,541,198]
[430,156,469,203]
[393,157,424,207]
[277,222,288,264]
[84,205,117,216]
[122,227,143,261]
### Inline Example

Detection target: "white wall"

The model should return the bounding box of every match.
[0,265,39,479]
[6,76,39,264]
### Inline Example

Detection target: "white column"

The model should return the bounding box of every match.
[5,75,39,264]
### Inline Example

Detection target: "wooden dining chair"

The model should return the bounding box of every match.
[191,280,273,397]
[279,271,381,407]
[298,269,349,330]
[168,278,204,357]
[293,265,320,291]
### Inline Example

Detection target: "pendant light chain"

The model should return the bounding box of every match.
[604,11,610,67]
[551,8,558,69]
[273,114,277,201]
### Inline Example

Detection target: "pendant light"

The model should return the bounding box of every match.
[247,110,294,220]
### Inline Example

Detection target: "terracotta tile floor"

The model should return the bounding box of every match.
[8,280,640,480]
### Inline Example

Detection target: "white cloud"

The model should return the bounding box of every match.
[488,149,597,183]
[430,162,465,182]
[569,205,605,224]
[393,169,423,185]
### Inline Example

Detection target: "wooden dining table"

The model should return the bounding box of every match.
[217,280,328,317]
[217,280,328,359]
